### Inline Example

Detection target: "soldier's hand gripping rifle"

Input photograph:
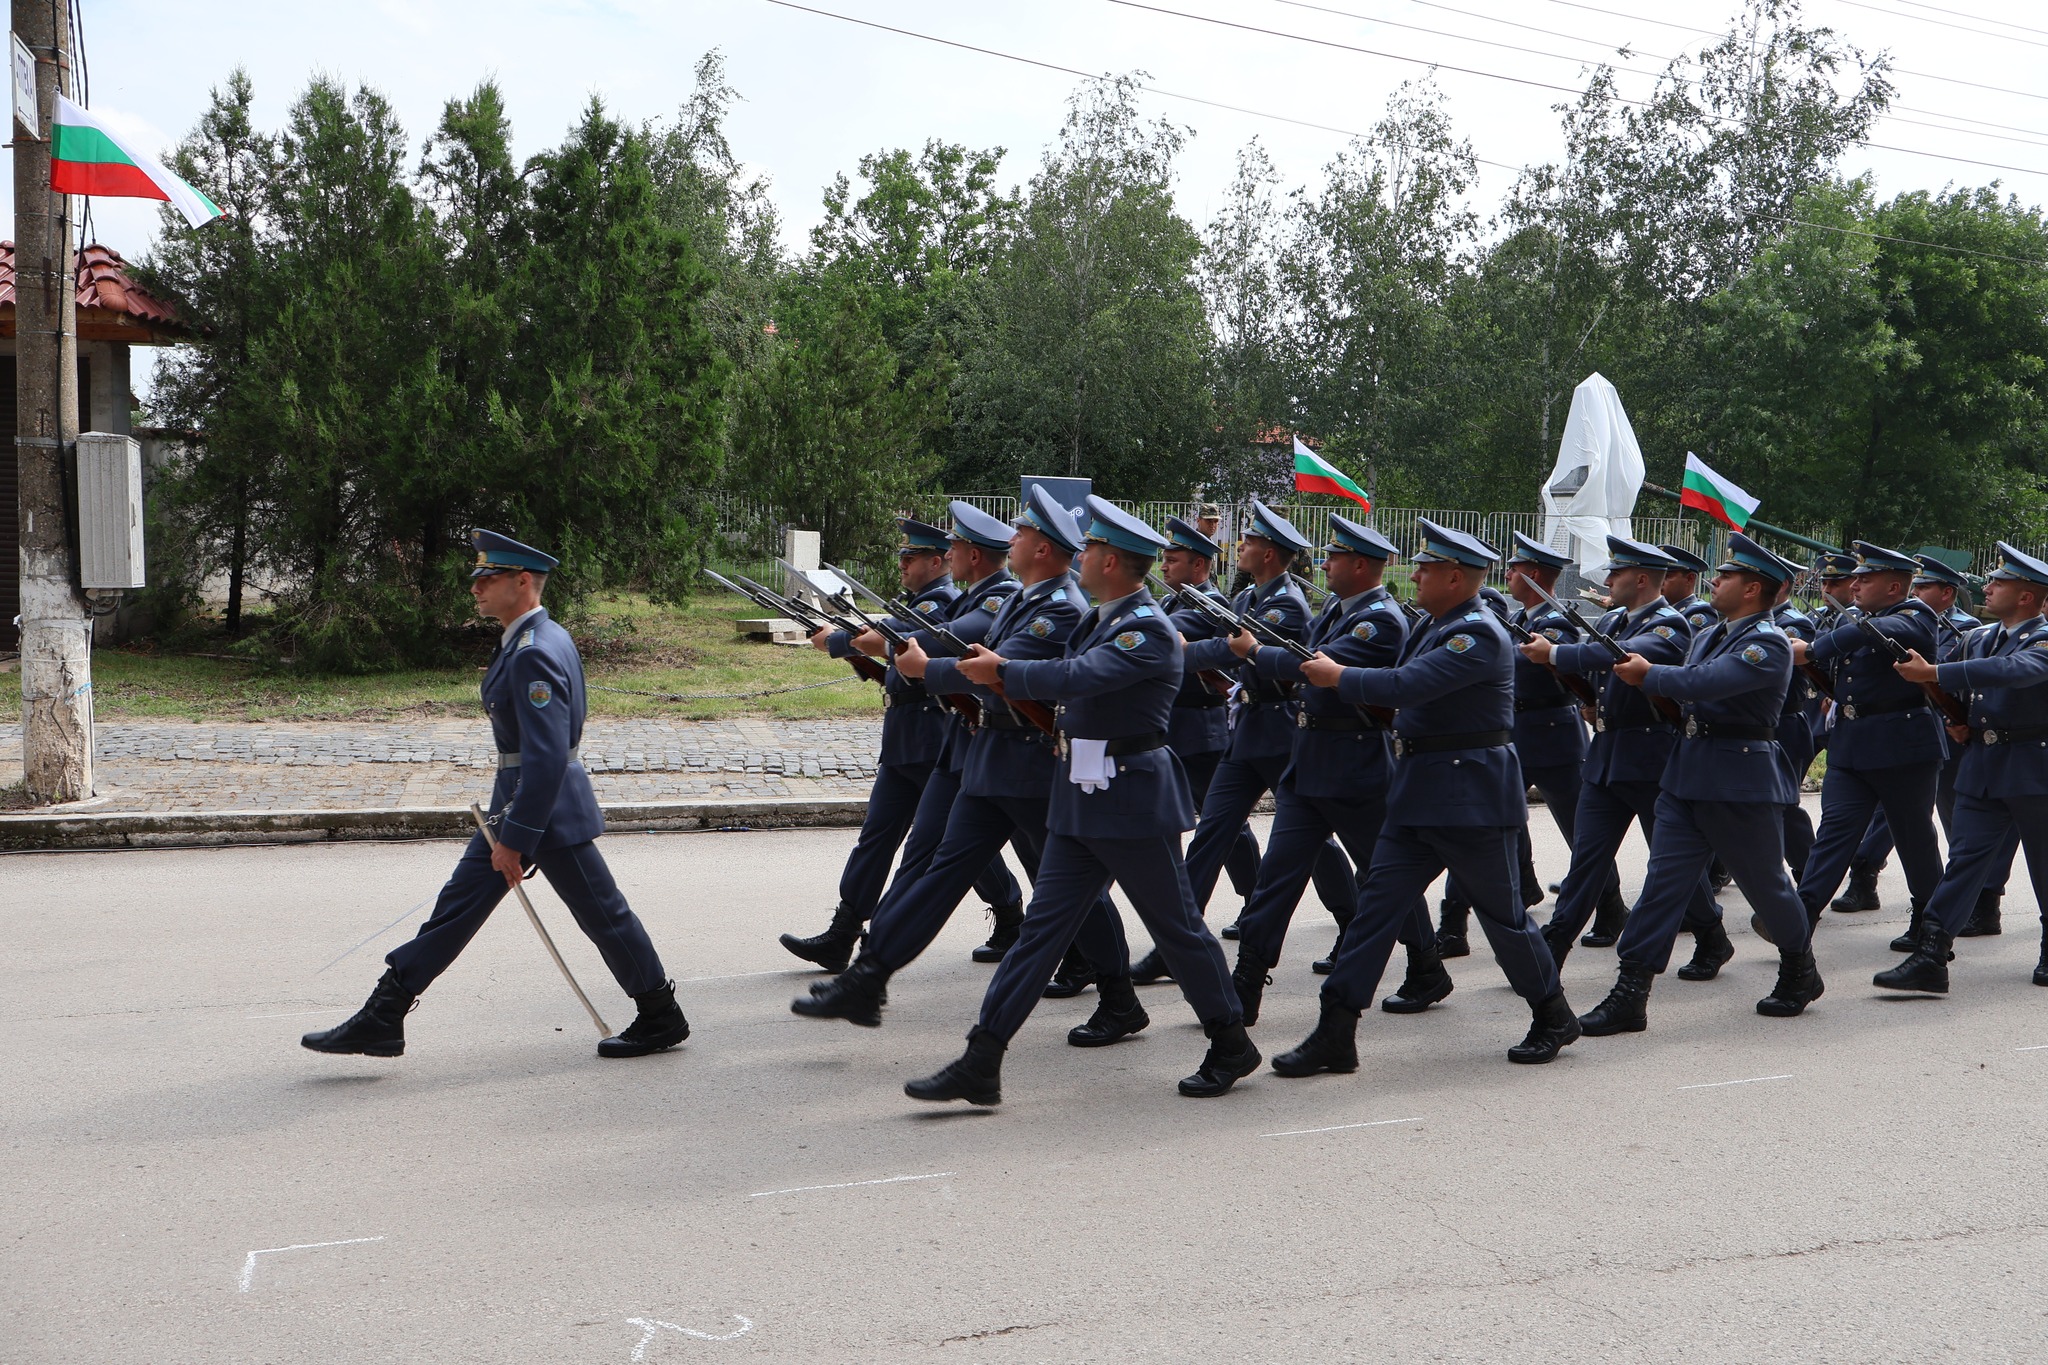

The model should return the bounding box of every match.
[701,569,887,687]
[1853,614,1971,729]
[1523,577,1686,727]
[1148,572,1237,698]
[1487,598,1600,709]
[1172,580,1394,728]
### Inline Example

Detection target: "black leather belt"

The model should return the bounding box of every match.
[980,709,1029,730]
[1298,713,1379,732]
[1837,696,1929,721]
[1980,726,2048,745]
[1176,694,1229,710]
[885,693,938,711]
[1515,697,1579,714]
[1682,718,1776,741]
[1594,717,1667,733]
[1055,730,1167,759]
[1393,728,1511,757]
[1245,694,1293,707]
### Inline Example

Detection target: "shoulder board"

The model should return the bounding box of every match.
[517,628,536,649]
[1754,620,1779,635]
[1655,605,1680,617]
[1049,588,1067,603]
[1131,605,1154,618]
[1370,599,1391,611]
[1464,611,1483,622]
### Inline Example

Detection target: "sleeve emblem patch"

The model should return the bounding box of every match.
[1114,630,1144,651]
[982,596,1003,611]
[1446,634,1474,654]
[2031,640,2048,651]
[527,681,552,708]
[918,600,938,614]
[1351,622,1376,641]
[1263,609,1284,623]
[1653,626,1676,640]
[1542,628,1562,641]
[1028,617,1054,638]
[1741,645,1767,665]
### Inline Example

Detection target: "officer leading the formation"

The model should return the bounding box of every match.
[302,530,690,1060]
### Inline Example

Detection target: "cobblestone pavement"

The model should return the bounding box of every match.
[0,716,883,813]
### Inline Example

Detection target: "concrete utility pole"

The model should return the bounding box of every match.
[12,0,90,800]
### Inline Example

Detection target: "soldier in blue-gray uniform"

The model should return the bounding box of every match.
[1784,541,1947,934]
[1522,538,1730,979]
[1269,519,1580,1079]
[1661,544,1721,633]
[903,497,1257,1105]
[793,487,1132,1028]
[303,531,687,1061]
[1225,515,1447,1025]
[1878,542,2048,993]
[1770,580,1822,879]
[1573,535,1826,1035]
[1809,551,1897,916]
[778,515,1023,973]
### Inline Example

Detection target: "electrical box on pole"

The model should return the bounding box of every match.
[76,432,144,590]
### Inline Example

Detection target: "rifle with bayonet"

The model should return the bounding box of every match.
[1486,598,1600,710]
[701,569,889,687]
[1148,572,1237,697]
[1851,614,1971,729]
[1523,578,1685,727]
[1169,579,1395,728]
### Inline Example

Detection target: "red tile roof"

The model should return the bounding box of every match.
[0,240,188,340]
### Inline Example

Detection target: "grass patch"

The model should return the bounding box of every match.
[0,592,883,724]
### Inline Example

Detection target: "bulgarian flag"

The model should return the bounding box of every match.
[49,95,223,228]
[1292,435,1370,512]
[1679,452,1759,531]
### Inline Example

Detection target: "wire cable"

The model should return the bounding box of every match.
[1820,0,2048,49]
[1892,0,2048,37]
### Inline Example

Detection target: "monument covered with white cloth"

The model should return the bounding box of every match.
[1540,373,1645,578]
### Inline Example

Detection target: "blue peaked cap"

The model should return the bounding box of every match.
[1659,543,1712,574]
[1988,541,2048,587]
[1082,495,1168,557]
[1326,513,1397,560]
[1817,550,1859,578]
[1850,540,1919,575]
[947,500,1013,553]
[1016,482,1085,555]
[898,516,949,553]
[1246,499,1313,554]
[1412,517,1498,569]
[1507,532,1571,571]
[470,528,558,578]
[1604,535,1681,572]
[1164,515,1221,559]
[1719,533,1798,585]
[1911,554,1968,589]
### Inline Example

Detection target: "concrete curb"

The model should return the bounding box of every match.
[0,797,872,851]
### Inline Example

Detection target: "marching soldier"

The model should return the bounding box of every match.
[302,530,689,1060]
[903,497,1257,1104]
[1878,542,2048,993]
[1660,544,1721,633]
[1806,551,1898,917]
[1573,535,1824,1035]
[778,515,1024,973]
[1271,519,1580,1079]
[1770,578,1822,880]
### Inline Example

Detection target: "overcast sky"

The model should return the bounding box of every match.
[26,0,2048,397]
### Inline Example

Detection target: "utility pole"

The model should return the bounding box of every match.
[12,0,90,800]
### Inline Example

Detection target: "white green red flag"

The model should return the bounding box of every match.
[1678,452,1758,531]
[49,95,223,228]
[1292,435,1370,512]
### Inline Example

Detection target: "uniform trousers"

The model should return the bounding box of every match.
[1615,795,1812,973]
[863,791,1128,977]
[1514,761,1618,905]
[841,758,1020,918]
[386,834,665,997]
[1844,753,2013,898]
[1320,824,1560,1016]
[1182,751,1355,918]
[1799,760,1945,914]
[1921,793,2045,937]
[1233,782,1430,966]
[1779,724,1819,879]
[1180,746,1262,900]
[1546,780,1721,940]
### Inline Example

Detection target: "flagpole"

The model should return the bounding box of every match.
[1641,481,1838,556]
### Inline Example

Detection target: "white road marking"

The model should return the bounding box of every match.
[237,1236,384,1292]
[2015,1044,2048,1052]
[246,1009,350,1019]
[748,1171,953,1198]
[680,969,800,984]
[1261,1116,1424,1138]
[628,1315,754,1358]
[1677,1073,1795,1091]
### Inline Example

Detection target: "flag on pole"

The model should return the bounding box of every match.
[1291,435,1370,512]
[1678,452,1759,531]
[49,95,223,228]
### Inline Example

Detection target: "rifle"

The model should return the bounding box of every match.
[1852,615,1971,729]
[1149,572,1237,697]
[1524,578,1685,727]
[1172,580,1393,727]
[1488,598,1600,709]
[701,569,887,687]
[1289,570,1331,605]
[818,562,989,729]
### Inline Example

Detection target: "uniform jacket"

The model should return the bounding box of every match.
[1808,597,1944,770]
[1639,611,1798,804]
[1164,580,1234,759]
[826,574,958,769]
[1252,585,1406,800]
[1932,605,1983,665]
[1334,595,1524,828]
[913,570,1019,775]
[1551,600,1692,786]
[1671,593,1720,633]
[1938,615,2048,799]
[1509,602,1589,771]
[485,607,604,855]
[1771,601,1821,784]
[1004,588,1195,838]
[1184,574,1312,762]
[926,573,1082,799]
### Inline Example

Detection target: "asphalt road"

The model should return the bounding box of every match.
[8,805,2048,1363]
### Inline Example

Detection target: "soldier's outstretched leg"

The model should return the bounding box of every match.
[1832,810,1891,913]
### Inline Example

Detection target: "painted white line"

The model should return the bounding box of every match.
[246,1009,350,1019]
[748,1171,953,1199]
[680,969,799,984]
[1676,1073,1795,1091]
[1261,1116,1424,1138]
[628,1315,754,1358]
[238,1236,384,1292]
[2015,1044,2048,1052]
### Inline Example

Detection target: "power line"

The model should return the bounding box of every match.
[1819,0,2048,49]
[1540,0,1718,36]
[1749,211,2046,266]
[1892,0,2048,37]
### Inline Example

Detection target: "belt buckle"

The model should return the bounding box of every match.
[1393,735,1408,759]
[1841,702,1858,720]
[1055,734,1069,760]
[1684,717,1699,739]
[1594,716,1606,733]
[1986,729,2000,745]
[1297,712,1309,729]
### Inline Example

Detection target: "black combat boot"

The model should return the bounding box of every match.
[1129,946,1175,985]
[1042,944,1098,999]
[1520,847,1545,907]
[1177,1019,1261,1097]
[1578,962,1654,1035]
[905,1026,1004,1105]
[1831,858,1882,913]
[1959,889,2003,938]
[1313,916,1349,975]
[1230,947,1275,1027]
[301,969,417,1057]
[778,901,865,973]
[1874,921,1953,994]
[1436,897,1471,959]
[1889,898,1926,953]
[2035,917,2048,987]
[1675,918,1735,981]
[1272,998,1361,1077]
[597,979,691,1057]
[1068,974,1150,1047]
[1381,941,1454,1015]
[1757,948,1826,1016]
[1508,991,1582,1063]
[971,900,1025,962]
[1541,919,1575,970]
[1220,914,1242,940]
[790,955,889,1027]
[1708,856,1734,892]
[1582,883,1628,947]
